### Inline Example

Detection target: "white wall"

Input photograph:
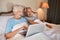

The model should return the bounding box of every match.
[0,0,2,12]
[0,0,48,12]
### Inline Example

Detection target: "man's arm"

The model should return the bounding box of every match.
[27,20,38,24]
[46,23,52,28]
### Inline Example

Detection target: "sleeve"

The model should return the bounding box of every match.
[5,19,13,34]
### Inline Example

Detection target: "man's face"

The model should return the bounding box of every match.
[13,9,23,19]
[26,9,32,17]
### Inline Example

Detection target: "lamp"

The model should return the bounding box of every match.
[36,2,49,22]
[40,2,49,8]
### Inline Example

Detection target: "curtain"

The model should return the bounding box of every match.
[47,0,60,24]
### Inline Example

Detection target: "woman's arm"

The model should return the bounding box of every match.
[5,27,25,39]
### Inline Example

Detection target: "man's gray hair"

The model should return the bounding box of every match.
[13,5,24,12]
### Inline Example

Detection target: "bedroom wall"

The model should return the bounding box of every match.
[0,0,48,12]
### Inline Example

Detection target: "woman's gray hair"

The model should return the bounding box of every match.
[13,5,24,12]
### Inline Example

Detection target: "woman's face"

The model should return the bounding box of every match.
[26,9,32,17]
[13,9,23,19]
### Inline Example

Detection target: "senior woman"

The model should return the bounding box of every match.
[5,6,28,40]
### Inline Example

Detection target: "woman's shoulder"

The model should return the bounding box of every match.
[21,17,27,20]
[8,17,14,22]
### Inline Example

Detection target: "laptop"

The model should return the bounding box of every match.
[26,23,45,37]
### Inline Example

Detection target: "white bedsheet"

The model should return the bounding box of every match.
[22,33,51,40]
[0,16,60,40]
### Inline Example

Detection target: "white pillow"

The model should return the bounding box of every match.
[34,19,42,23]
[0,16,12,34]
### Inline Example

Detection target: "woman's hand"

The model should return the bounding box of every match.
[23,26,28,30]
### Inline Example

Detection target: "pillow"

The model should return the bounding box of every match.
[0,16,12,34]
[34,19,42,23]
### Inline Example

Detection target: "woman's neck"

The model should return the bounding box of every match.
[13,15,21,20]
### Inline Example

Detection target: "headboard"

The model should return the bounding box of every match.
[0,4,26,16]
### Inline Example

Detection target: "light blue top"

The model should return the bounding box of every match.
[5,17,28,34]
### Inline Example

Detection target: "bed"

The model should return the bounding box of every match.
[0,16,60,40]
